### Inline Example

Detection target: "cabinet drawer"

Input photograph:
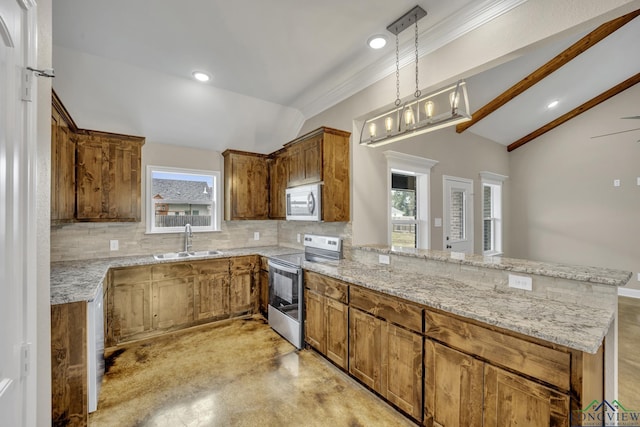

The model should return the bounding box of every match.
[424,309,571,391]
[350,286,422,333]
[112,265,151,284]
[194,258,229,275]
[304,271,348,304]
[152,262,196,280]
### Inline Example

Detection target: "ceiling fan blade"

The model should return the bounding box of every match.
[621,116,640,119]
[591,126,640,139]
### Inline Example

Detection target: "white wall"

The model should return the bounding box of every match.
[508,84,640,290]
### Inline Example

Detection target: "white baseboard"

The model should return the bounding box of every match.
[618,287,640,298]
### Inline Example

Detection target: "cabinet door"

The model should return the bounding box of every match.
[305,290,326,353]
[229,256,256,314]
[113,282,153,340]
[483,365,570,427]
[424,340,483,427]
[259,269,269,316]
[269,154,288,219]
[224,152,269,220]
[301,137,321,183]
[51,112,76,221]
[76,134,142,221]
[195,272,229,321]
[383,323,423,421]
[325,298,348,370]
[152,277,195,330]
[349,308,382,391]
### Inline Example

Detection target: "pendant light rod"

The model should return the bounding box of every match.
[386,5,427,35]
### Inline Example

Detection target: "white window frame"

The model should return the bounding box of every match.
[480,171,508,256]
[146,165,221,234]
[384,151,438,249]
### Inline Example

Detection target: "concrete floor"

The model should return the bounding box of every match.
[90,316,414,426]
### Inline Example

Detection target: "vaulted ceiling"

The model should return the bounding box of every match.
[51,1,640,153]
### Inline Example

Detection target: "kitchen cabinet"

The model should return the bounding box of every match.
[286,135,322,187]
[51,301,87,426]
[229,256,257,314]
[51,90,77,222]
[222,150,269,220]
[258,256,269,316]
[424,340,483,427]
[194,259,230,322]
[304,270,349,370]
[349,286,424,422]
[110,266,153,343]
[268,151,288,219]
[76,131,144,221]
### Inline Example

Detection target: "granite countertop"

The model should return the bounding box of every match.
[356,245,632,287]
[50,246,299,305]
[302,260,613,354]
[52,245,615,354]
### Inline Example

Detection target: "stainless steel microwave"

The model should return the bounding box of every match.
[286,183,321,221]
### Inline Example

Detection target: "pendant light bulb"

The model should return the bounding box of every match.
[424,101,435,119]
[369,122,377,138]
[404,108,415,126]
[385,117,393,133]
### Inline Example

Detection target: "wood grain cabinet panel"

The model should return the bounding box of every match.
[229,256,258,314]
[222,150,269,220]
[424,340,484,427]
[349,308,383,390]
[483,365,570,427]
[51,92,77,222]
[325,298,348,369]
[51,301,87,427]
[76,131,144,221]
[194,259,230,321]
[305,290,326,353]
[112,282,153,341]
[268,152,288,219]
[152,277,195,330]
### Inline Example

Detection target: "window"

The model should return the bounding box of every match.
[383,151,438,249]
[480,172,507,255]
[391,173,418,248]
[146,166,221,233]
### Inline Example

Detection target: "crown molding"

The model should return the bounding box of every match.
[293,0,529,120]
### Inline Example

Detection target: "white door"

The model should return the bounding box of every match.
[443,176,474,254]
[0,0,37,425]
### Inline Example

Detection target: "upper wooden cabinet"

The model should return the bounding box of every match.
[222,150,269,220]
[51,91,145,223]
[51,90,77,222]
[268,150,288,220]
[76,131,144,221]
[272,127,351,222]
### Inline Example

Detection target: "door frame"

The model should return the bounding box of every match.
[442,175,474,254]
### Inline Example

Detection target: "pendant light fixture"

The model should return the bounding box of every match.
[360,6,471,147]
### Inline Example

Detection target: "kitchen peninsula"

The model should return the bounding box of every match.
[51,245,630,426]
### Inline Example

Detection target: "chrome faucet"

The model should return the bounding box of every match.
[184,223,193,252]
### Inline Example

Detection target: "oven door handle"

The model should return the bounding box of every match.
[268,260,301,275]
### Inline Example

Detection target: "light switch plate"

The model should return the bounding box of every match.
[637,177,640,186]
[253,232,260,241]
[434,218,442,227]
[110,240,119,251]
[297,233,301,243]
[378,254,390,265]
[508,274,532,291]
[614,179,621,187]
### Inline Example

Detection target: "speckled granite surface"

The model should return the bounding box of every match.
[52,245,616,353]
[50,246,298,305]
[356,245,632,287]
[301,260,613,354]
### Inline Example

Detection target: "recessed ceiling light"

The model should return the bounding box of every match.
[367,35,387,49]
[192,71,211,82]
[547,100,559,109]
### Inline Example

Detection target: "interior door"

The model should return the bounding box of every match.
[443,176,474,253]
[0,0,35,424]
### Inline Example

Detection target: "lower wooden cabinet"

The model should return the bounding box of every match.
[349,307,423,422]
[483,365,570,427]
[424,340,484,427]
[305,290,348,369]
[106,256,258,346]
[51,301,87,426]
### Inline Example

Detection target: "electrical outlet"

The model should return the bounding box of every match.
[253,232,260,241]
[109,240,119,251]
[297,233,301,243]
[508,274,532,291]
[637,177,640,186]
[434,218,442,227]
[378,254,390,265]
[637,272,640,281]
[613,179,621,187]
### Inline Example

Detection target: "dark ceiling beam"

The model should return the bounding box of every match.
[507,72,640,152]
[456,8,640,134]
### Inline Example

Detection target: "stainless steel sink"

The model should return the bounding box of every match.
[188,250,223,257]
[153,250,222,260]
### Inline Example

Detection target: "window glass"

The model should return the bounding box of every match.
[482,182,502,254]
[147,167,220,233]
[391,173,417,248]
